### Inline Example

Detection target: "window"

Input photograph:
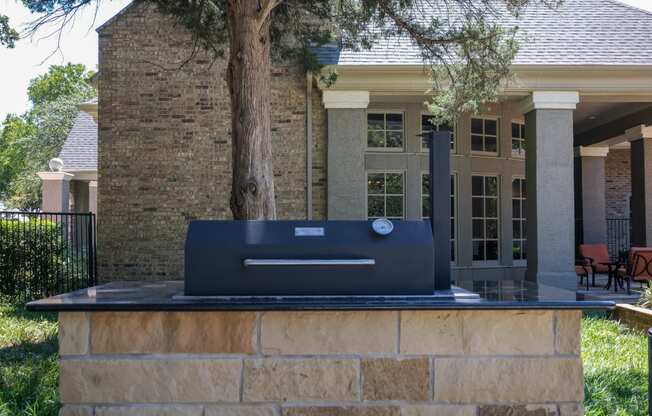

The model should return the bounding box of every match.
[512,178,527,261]
[421,115,455,151]
[471,117,499,154]
[421,173,456,263]
[367,112,404,150]
[472,175,500,262]
[367,172,405,219]
[511,122,526,157]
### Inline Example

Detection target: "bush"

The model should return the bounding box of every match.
[0,218,74,303]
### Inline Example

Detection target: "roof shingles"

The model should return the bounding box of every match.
[57,111,98,171]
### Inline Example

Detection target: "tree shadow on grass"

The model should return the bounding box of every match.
[585,367,648,416]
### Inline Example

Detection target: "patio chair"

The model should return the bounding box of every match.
[575,259,591,291]
[579,244,611,287]
[617,248,652,295]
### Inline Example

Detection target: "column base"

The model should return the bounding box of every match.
[531,272,578,292]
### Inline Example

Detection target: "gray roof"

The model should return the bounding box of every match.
[315,0,652,66]
[58,111,98,171]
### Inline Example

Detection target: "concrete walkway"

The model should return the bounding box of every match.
[576,273,644,304]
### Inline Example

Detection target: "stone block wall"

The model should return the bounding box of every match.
[605,149,631,218]
[59,309,584,416]
[98,2,327,281]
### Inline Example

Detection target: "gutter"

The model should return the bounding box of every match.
[305,71,313,220]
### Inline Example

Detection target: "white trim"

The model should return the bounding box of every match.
[574,146,609,158]
[521,91,580,113]
[322,90,370,109]
[37,172,74,181]
[625,124,652,141]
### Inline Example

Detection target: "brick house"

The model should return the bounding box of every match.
[38,0,652,289]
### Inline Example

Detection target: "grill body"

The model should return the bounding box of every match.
[184,220,435,296]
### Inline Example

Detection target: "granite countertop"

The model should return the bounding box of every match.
[26,279,614,311]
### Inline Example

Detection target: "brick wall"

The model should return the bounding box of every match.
[58,309,584,416]
[605,149,630,218]
[98,3,327,280]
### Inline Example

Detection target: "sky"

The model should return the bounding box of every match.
[0,0,652,122]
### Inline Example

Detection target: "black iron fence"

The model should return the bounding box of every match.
[607,218,631,259]
[0,211,96,303]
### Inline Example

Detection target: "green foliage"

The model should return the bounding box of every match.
[637,285,652,309]
[0,15,19,48]
[27,64,95,106]
[0,304,59,416]
[0,219,73,303]
[583,314,648,416]
[0,64,96,209]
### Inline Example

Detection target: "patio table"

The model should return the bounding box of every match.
[600,261,623,292]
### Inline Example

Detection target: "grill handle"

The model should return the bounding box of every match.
[243,259,375,267]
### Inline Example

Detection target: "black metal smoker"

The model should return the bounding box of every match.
[184,131,451,296]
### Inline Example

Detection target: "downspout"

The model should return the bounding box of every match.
[305,71,313,220]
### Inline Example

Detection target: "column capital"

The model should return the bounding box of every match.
[322,90,370,109]
[574,146,609,158]
[37,171,74,181]
[521,91,580,114]
[625,124,652,142]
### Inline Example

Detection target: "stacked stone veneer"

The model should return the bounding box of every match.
[59,309,583,416]
[98,2,328,281]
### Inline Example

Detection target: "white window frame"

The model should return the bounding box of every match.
[470,116,500,156]
[511,119,526,158]
[366,111,406,152]
[420,112,456,153]
[420,171,457,264]
[471,174,501,264]
[366,170,406,220]
[512,176,527,265]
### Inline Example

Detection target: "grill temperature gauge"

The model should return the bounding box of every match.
[372,218,394,236]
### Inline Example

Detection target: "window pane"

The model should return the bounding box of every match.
[513,220,521,238]
[473,219,484,239]
[486,241,499,260]
[512,200,521,219]
[386,173,403,194]
[485,177,498,196]
[471,135,484,151]
[472,198,484,217]
[512,140,521,152]
[512,123,520,138]
[486,198,498,218]
[473,241,484,261]
[386,113,403,130]
[522,241,528,259]
[513,241,522,260]
[368,130,385,148]
[451,241,456,262]
[522,222,527,238]
[368,196,384,217]
[485,119,497,136]
[512,179,521,197]
[521,124,526,140]
[450,175,455,194]
[471,118,483,134]
[472,176,484,196]
[486,220,498,239]
[386,196,403,217]
[421,115,435,132]
[422,174,430,195]
[368,174,385,194]
[485,136,497,153]
[451,219,455,238]
[422,197,431,218]
[386,131,403,148]
[521,181,527,198]
[368,113,384,130]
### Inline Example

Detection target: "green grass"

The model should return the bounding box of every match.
[0,305,58,416]
[0,306,648,415]
[583,312,648,416]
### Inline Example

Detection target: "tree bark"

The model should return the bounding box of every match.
[227,0,277,219]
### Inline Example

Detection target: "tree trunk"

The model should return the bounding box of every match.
[227,0,276,219]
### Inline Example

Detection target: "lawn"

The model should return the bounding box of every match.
[0,305,58,416]
[0,307,648,415]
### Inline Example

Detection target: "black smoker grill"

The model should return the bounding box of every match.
[184,131,451,296]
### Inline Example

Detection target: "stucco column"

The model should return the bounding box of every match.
[322,90,369,219]
[522,91,579,289]
[574,146,609,244]
[37,171,74,212]
[89,181,98,215]
[625,125,652,246]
